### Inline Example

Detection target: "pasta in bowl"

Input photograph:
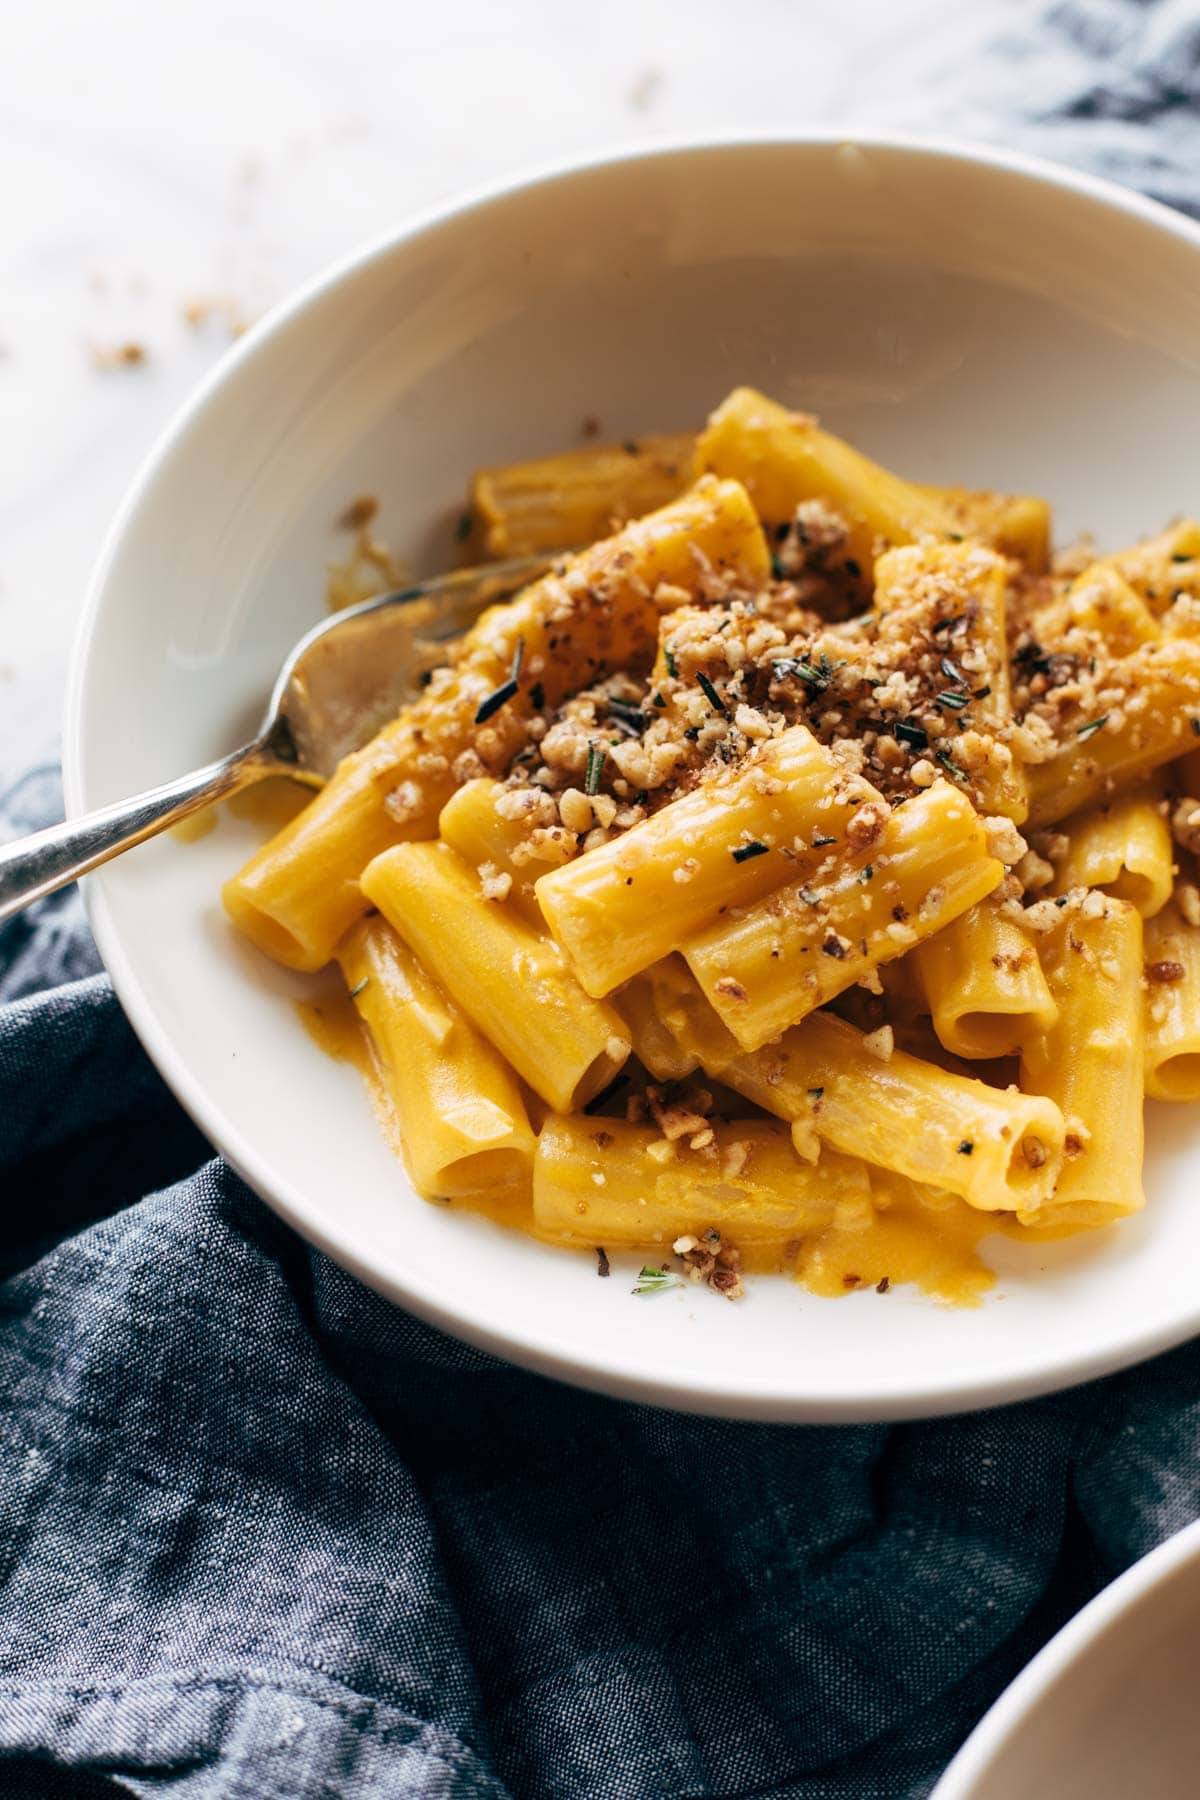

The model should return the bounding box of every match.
[222,386,1200,1304]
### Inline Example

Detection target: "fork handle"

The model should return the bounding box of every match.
[0,742,270,926]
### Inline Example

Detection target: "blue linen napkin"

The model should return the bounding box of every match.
[6,8,1200,1792]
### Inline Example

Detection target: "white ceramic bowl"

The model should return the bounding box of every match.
[66,133,1200,1422]
[933,1519,1200,1798]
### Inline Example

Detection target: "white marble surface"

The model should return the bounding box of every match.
[2,0,1028,778]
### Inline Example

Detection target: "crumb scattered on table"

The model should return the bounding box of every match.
[337,495,380,532]
[89,341,148,370]
[628,66,664,112]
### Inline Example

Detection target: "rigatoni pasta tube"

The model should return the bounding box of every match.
[533,1116,868,1249]
[1020,895,1145,1220]
[468,433,695,559]
[686,781,1003,1052]
[695,386,1049,576]
[1144,902,1200,1100]
[361,841,630,1112]
[1050,781,1173,917]
[438,778,571,925]
[1033,564,1159,657]
[873,540,1025,821]
[224,476,770,971]
[641,963,1065,1209]
[535,725,884,996]
[1026,639,1200,828]
[919,484,1050,573]
[677,1007,1065,1215]
[611,960,701,1082]
[1106,519,1200,615]
[694,386,952,581]
[915,897,1059,1059]
[338,918,534,1197]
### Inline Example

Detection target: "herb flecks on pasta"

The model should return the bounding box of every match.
[225,387,1200,1304]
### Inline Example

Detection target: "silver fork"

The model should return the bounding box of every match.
[0,552,562,925]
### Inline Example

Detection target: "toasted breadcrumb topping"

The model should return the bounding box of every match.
[463,526,1039,863]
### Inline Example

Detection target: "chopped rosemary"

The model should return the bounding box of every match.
[584,743,606,795]
[596,1247,611,1279]
[455,511,473,542]
[1192,718,1200,737]
[732,840,769,864]
[530,681,545,711]
[348,977,369,998]
[936,749,968,784]
[510,637,525,683]
[932,614,962,634]
[1076,715,1108,741]
[583,1072,629,1115]
[652,691,667,709]
[940,655,966,687]
[893,720,929,751]
[1173,551,1193,562]
[607,696,645,727]
[859,864,874,883]
[812,833,838,847]
[664,645,678,678]
[696,671,729,716]
[474,677,518,724]
[844,557,862,579]
[807,1086,824,1101]
[958,1140,974,1156]
[973,684,992,701]
[773,654,835,693]
[633,1265,681,1295]
[936,691,969,711]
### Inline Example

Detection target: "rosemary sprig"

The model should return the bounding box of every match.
[632,1265,682,1296]
[935,749,968,784]
[584,743,606,795]
[1076,715,1108,741]
[607,696,646,729]
[474,678,519,724]
[696,671,729,717]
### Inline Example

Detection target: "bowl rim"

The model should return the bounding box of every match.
[931,1516,1200,1797]
[63,129,1200,1422]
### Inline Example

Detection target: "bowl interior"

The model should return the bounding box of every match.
[935,1521,1200,1798]
[69,138,1200,1420]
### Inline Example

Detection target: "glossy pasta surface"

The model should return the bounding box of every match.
[223,388,1200,1304]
